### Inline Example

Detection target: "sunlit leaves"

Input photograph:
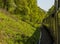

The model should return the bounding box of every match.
[0,0,46,44]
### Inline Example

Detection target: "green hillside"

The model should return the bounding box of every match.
[0,9,45,44]
[1,0,60,44]
[0,0,46,44]
[0,10,37,44]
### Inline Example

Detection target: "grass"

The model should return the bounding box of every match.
[0,10,37,44]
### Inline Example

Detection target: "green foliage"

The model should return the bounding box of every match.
[0,11,36,44]
[0,0,46,44]
[45,6,55,18]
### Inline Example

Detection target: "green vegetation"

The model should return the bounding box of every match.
[0,0,46,44]
[1,0,60,44]
[0,10,37,44]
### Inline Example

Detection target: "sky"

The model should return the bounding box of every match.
[37,0,55,11]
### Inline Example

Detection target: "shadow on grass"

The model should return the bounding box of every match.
[24,27,41,44]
